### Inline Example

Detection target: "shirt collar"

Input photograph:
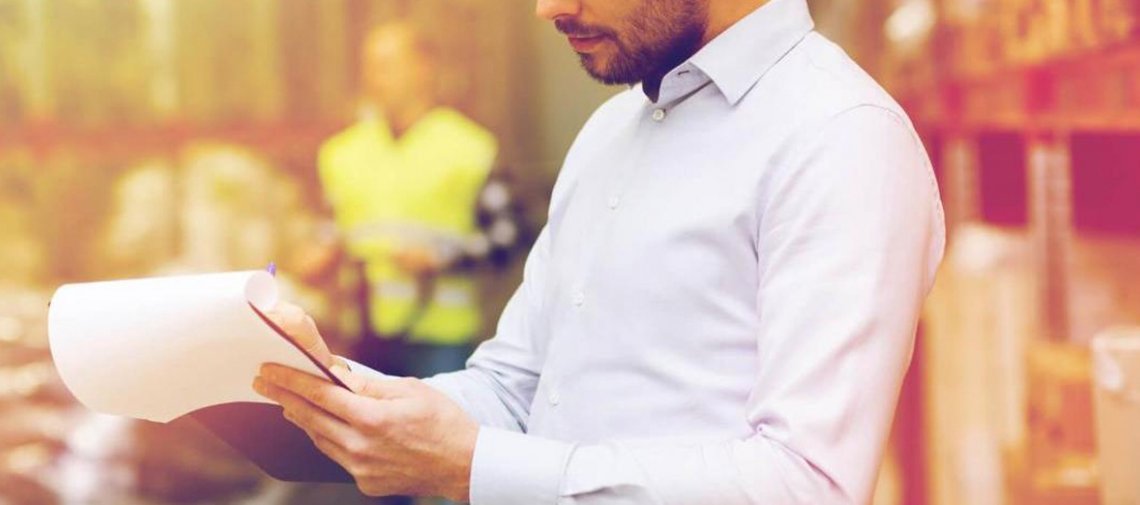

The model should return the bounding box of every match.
[678,0,814,106]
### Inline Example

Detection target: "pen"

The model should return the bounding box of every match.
[267,262,276,277]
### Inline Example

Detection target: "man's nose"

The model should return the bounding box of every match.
[535,0,580,21]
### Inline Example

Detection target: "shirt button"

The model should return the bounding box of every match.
[608,196,621,209]
[549,389,561,406]
[572,290,586,307]
[651,108,667,122]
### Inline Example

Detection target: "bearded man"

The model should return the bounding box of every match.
[253,1,946,503]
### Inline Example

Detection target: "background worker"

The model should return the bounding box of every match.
[317,22,498,381]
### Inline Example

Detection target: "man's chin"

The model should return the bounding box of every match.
[578,54,638,86]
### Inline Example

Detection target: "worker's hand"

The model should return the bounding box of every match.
[253,364,477,501]
[263,302,361,389]
[392,247,443,276]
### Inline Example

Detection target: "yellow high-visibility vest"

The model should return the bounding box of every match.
[318,108,497,345]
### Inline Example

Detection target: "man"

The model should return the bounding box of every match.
[316,22,498,378]
[255,0,945,503]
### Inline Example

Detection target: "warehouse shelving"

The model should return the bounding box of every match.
[894,40,1140,134]
[0,122,341,161]
[887,17,1140,504]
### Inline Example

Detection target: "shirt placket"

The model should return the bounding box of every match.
[538,141,650,421]
[540,71,713,421]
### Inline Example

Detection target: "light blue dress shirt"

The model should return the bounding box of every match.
[352,0,945,502]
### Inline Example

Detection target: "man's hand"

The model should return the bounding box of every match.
[252,364,478,501]
[264,302,336,367]
[263,302,380,392]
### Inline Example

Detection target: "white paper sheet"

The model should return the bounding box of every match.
[48,271,331,422]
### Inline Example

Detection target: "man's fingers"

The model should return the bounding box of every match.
[324,362,413,402]
[263,303,335,368]
[266,302,304,329]
[311,432,355,467]
[266,305,309,342]
[253,376,356,441]
[260,364,371,422]
[329,364,370,394]
[271,392,367,474]
[356,376,421,402]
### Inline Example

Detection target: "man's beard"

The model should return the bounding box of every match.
[556,0,706,86]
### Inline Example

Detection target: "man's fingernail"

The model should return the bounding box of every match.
[253,377,266,395]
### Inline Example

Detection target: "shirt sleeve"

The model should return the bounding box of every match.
[464,105,945,505]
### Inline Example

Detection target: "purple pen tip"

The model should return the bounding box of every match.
[267,262,277,277]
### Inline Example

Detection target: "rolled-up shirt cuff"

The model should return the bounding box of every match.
[470,427,574,505]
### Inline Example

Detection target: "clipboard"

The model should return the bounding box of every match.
[187,303,354,483]
[48,271,359,483]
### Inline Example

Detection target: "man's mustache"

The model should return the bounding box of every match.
[555,18,616,39]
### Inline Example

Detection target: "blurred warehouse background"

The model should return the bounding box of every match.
[1,0,1139,504]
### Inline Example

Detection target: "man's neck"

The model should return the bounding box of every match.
[382,96,435,139]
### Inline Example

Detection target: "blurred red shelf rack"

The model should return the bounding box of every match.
[896,40,1140,134]
[0,121,344,161]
